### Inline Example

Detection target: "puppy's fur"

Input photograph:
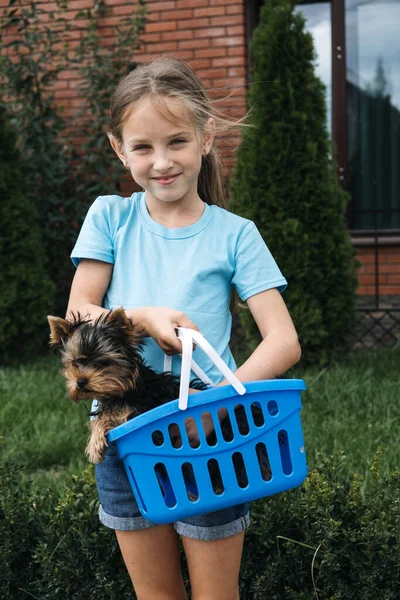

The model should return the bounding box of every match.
[48,308,209,463]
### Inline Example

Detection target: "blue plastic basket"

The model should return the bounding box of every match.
[107,378,307,524]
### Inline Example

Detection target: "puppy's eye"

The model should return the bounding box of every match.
[97,359,111,368]
[71,359,85,368]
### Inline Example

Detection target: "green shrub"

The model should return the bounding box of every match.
[1,450,399,599]
[0,457,131,600]
[230,0,359,366]
[240,450,400,599]
[0,456,54,599]
[0,105,55,362]
[32,469,133,600]
[0,0,146,315]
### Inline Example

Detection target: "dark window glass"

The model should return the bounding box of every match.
[346,0,400,230]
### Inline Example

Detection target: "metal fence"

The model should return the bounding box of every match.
[350,207,400,350]
[231,205,400,353]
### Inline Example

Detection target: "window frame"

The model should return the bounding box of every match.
[245,0,399,240]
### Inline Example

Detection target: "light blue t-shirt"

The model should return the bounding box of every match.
[71,192,287,384]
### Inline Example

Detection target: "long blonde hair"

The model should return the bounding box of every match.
[108,56,243,209]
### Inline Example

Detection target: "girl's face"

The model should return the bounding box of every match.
[111,96,214,210]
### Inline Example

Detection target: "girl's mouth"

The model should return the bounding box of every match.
[153,174,180,185]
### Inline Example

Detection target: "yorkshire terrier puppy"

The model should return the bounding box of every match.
[48,308,276,487]
[48,308,207,463]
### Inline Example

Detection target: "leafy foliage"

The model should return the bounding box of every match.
[1,449,399,599]
[0,453,54,599]
[240,450,400,600]
[0,0,146,315]
[0,104,55,362]
[230,0,359,365]
[32,469,134,600]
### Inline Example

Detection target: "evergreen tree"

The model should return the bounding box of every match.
[230,0,358,365]
[0,105,55,362]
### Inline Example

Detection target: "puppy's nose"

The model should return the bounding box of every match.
[76,377,88,390]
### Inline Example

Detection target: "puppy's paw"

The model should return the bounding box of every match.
[85,439,107,464]
[86,427,108,463]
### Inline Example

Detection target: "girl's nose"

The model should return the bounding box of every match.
[153,151,173,172]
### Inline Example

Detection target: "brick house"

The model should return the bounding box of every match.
[2,0,399,308]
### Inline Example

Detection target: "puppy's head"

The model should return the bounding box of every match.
[48,308,142,403]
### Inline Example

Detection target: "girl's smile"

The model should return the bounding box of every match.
[152,173,181,185]
[110,96,214,219]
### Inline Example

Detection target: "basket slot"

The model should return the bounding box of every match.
[182,462,199,502]
[168,423,183,449]
[255,442,272,482]
[154,463,177,508]
[152,430,164,447]
[201,412,217,447]
[207,458,224,495]
[201,406,229,445]
[267,399,279,416]
[232,452,248,488]
[278,430,293,475]
[184,417,201,448]
[234,404,250,436]
[250,402,265,427]
[226,405,243,440]
[219,410,234,442]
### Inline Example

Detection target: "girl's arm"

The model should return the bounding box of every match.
[66,258,199,355]
[67,258,113,320]
[185,288,301,442]
[221,288,301,386]
[236,287,301,379]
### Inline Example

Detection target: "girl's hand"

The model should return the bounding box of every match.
[128,307,199,355]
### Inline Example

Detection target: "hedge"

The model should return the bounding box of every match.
[1,450,399,599]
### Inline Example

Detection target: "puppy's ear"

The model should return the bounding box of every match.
[47,316,73,346]
[106,307,134,330]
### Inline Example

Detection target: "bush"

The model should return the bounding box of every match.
[0,105,55,362]
[0,0,146,315]
[0,456,132,600]
[32,469,134,600]
[1,450,399,599]
[240,450,400,599]
[230,0,359,366]
[0,455,54,599]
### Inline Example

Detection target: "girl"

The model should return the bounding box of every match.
[67,56,301,600]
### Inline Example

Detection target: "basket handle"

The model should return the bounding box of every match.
[164,327,246,410]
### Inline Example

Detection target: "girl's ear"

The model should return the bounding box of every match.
[203,118,216,154]
[108,134,127,166]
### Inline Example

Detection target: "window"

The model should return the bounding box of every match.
[248,0,400,232]
[346,0,400,230]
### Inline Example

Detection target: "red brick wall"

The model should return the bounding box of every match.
[356,246,400,297]
[2,0,399,297]
[0,0,247,190]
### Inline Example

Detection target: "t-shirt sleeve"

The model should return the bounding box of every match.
[231,221,287,302]
[70,197,114,267]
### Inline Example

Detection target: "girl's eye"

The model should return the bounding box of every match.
[132,144,151,151]
[170,138,187,146]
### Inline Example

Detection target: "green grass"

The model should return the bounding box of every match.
[0,355,89,492]
[300,348,400,481]
[1,349,399,493]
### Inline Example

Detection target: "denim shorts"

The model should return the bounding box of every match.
[95,443,250,541]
